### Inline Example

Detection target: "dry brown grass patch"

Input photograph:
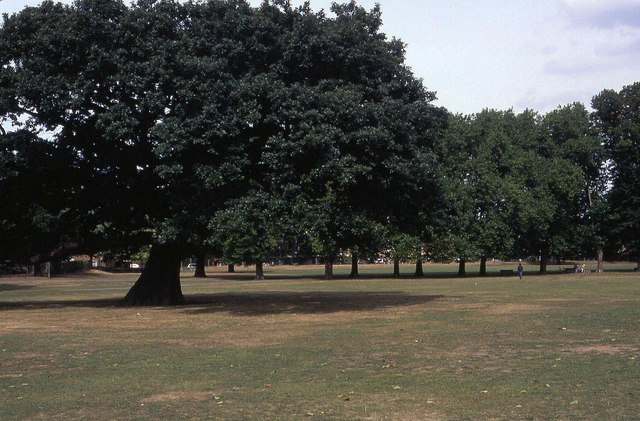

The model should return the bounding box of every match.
[450,302,547,315]
[564,344,639,355]
[141,390,219,403]
[478,303,546,315]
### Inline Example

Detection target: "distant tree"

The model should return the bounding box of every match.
[345,221,385,278]
[213,191,291,280]
[511,110,585,273]
[543,102,606,271]
[383,232,422,277]
[435,110,519,276]
[592,82,640,270]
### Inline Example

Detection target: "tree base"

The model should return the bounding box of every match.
[479,258,487,276]
[194,251,207,278]
[414,260,424,277]
[350,254,359,278]
[255,262,264,280]
[324,260,334,280]
[121,244,185,306]
[458,260,466,277]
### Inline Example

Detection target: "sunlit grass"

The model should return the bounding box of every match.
[1,263,638,420]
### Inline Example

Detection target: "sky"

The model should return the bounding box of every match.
[1,0,639,115]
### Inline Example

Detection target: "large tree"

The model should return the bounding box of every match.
[1,0,260,304]
[0,0,160,266]
[1,0,445,301]
[592,83,640,269]
[264,2,445,279]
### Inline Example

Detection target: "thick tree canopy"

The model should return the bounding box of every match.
[435,110,521,274]
[592,82,640,267]
[1,0,445,301]
[435,106,605,275]
[2,0,636,299]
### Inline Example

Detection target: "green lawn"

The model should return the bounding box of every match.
[1,262,639,420]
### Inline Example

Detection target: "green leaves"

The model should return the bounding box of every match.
[434,104,608,270]
[3,0,625,285]
[592,82,640,263]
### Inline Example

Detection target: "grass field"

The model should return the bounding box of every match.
[1,262,639,420]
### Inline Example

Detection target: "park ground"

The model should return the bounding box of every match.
[1,262,639,420]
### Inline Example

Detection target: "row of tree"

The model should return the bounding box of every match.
[1,0,638,305]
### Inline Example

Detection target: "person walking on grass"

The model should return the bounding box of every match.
[517,263,523,279]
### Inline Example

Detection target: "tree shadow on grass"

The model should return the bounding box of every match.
[0,283,35,292]
[0,298,122,310]
[0,292,450,314]
[178,291,448,316]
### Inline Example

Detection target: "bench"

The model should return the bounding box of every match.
[500,269,514,275]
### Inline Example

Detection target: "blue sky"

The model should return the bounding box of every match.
[2,0,639,114]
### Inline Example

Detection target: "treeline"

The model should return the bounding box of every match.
[0,0,638,305]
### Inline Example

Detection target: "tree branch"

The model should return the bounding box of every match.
[15,105,40,119]
[29,242,82,264]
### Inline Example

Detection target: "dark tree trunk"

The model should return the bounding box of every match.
[324,258,334,280]
[539,255,548,275]
[122,243,185,306]
[350,252,359,278]
[50,259,61,277]
[458,259,466,277]
[33,262,42,277]
[194,251,206,278]
[228,263,235,273]
[255,261,264,280]
[479,257,487,276]
[597,247,604,273]
[393,258,400,278]
[414,259,423,277]
[635,258,640,272]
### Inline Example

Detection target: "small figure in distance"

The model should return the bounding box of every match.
[517,263,523,279]
[574,262,578,273]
